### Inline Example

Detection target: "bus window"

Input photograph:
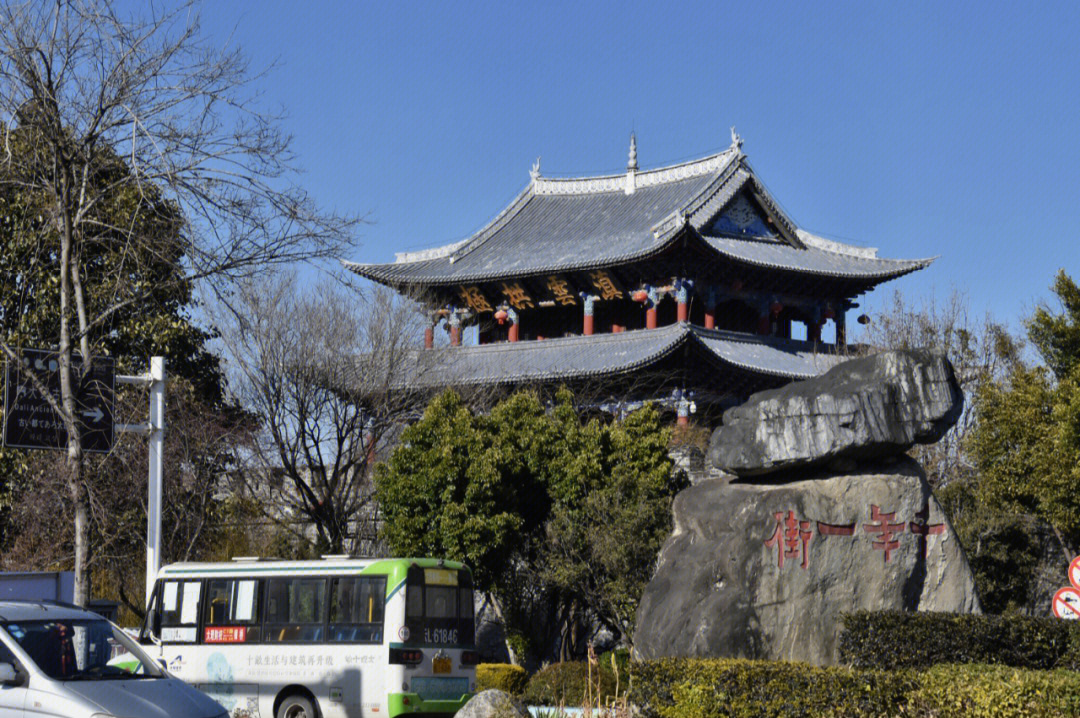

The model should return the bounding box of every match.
[459,586,474,619]
[405,566,475,647]
[328,576,386,643]
[202,579,262,644]
[159,580,201,644]
[265,578,326,642]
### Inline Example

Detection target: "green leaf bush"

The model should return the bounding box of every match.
[910,664,1080,717]
[630,657,1080,717]
[631,658,912,718]
[839,610,1080,670]
[523,661,619,705]
[476,663,529,695]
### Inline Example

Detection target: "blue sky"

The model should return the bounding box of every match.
[199,0,1080,334]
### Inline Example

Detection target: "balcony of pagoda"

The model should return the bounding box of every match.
[466,290,848,348]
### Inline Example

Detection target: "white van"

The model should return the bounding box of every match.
[0,600,227,718]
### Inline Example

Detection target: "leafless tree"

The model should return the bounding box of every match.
[0,0,358,603]
[2,380,250,621]
[216,274,433,556]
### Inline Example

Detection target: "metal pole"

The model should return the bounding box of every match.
[146,357,165,606]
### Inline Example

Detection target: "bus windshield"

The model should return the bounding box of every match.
[3,619,162,681]
[404,565,474,647]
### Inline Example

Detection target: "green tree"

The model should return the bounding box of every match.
[375,391,543,593]
[543,402,684,645]
[969,270,1080,562]
[376,388,683,661]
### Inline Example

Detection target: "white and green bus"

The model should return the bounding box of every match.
[139,557,478,718]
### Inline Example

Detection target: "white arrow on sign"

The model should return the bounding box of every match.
[1053,586,1080,619]
[81,406,105,423]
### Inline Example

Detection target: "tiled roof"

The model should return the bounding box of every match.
[343,147,930,287]
[700,235,933,279]
[363,324,846,391]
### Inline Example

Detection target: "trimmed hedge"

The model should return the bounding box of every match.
[476,663,529,695]
[631,658,913,718]
[631,658,1080,717]
[911,663,1080,717]
[839,610,1080,670]
[524,661,620,705]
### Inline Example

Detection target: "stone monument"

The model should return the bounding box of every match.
[635,350,981,665]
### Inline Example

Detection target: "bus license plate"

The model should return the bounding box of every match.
[433,657,451,674]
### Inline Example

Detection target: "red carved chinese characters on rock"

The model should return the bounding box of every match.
[764,511,814,569]
[908,501,946,559]
[863,505,907,563]
[763,503,946,570]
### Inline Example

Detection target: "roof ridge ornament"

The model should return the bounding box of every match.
[625,132,638,195]
[530,156,541,181]
[730,126,744,153]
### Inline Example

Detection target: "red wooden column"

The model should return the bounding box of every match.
[634,286,660,329]
[757,299,772,335]
[449,312,462,347]
[675,280,692,323]
[808,304,823,343]
[583,295,597,336]
[424,324,435,349]
[703,287,717,330]
[675,390,693,426]
[507,308,520,342]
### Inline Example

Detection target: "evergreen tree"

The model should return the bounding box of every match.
[969,270,1080,559]
[375,388,683,660]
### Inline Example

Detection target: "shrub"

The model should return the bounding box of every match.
[839,610,1080,670]
[476,663,529,695]
[631,657,1080,717]
[910,663,1080,717]
[631,657,913,718]
[524,661,619,706]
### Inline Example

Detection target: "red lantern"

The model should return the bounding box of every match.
[631,289,649,303]
[823,307,835,320]
[770,301,783,316]
[857,314,870,325]
[494,309,508,325]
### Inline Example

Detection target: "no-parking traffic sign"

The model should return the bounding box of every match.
[1069,556,1080,590]
[1053,586,1080,620]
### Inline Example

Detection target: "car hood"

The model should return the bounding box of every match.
[62,676,224,718]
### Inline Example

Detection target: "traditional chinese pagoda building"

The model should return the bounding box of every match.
[345,132,931,424]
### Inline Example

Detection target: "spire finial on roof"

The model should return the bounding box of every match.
[730,126,743,151]
[627,132,639,171]
[530,156,541,180]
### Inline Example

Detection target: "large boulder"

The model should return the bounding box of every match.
[634,457,980,665]
[707,349,963,476]
[456,689,529,718]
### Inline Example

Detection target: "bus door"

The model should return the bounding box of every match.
[141,579,202,673]
[199,577,262,715]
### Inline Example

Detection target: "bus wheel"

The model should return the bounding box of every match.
[277,694,316,718]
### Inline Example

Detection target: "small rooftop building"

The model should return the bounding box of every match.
[346,132,931,423]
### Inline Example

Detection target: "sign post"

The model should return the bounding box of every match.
[3,349,164,607]
[116,358,166,607]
